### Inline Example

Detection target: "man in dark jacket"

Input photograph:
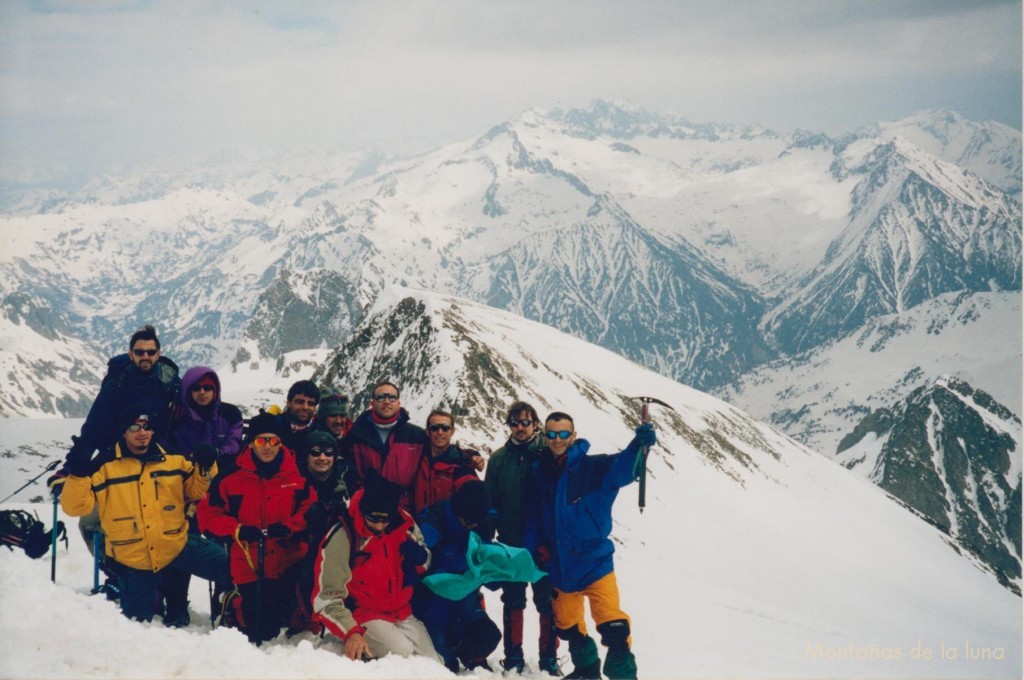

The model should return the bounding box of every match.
[414,480,501,673]
[276,380,321,452]
[340,381,428,513]
[50,324,181,497]
[523,412,655,680]
[485,401,561,675]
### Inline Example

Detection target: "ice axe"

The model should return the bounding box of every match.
[633,396,674,513]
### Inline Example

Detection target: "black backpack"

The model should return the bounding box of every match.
[0,509,67,559]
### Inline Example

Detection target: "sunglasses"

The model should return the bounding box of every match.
[545,430,573,440]
[508,418,534,428]
[253,436,281,447]
[428,423,452,433]
[191,384,216,393]
[373,393,399,402]
[365,512,391,525]
[132,349,158,357]
[127,422,154,433]
[309,447,335,458]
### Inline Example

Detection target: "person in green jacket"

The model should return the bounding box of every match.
[484,401,561,676]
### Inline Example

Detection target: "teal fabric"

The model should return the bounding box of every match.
[423,533,546,600]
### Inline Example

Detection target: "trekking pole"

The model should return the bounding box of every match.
[1,460,61,504]
[633,396,674,514]
[91,531,102,594]
[255,533,266,642]
[50,494,59,583]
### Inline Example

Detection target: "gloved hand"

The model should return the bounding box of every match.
[305,503,328,539]
[631,422,657,449]
[400,538,429,586]
[266,523,292,539]
[192,443,219,474]
[237,525,264,542]
[536,544,552,567]
[66,435,97,477]
[47,471,68,498]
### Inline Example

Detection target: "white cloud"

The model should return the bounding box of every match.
[0,0,1019,178]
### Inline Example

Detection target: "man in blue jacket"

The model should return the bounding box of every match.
[524,412,655,680]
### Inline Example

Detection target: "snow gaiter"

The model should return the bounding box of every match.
[502,606,525,670]
[597,619,637,680]
[539,610,560,661]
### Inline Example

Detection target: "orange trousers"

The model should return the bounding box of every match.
[551,572,632,647]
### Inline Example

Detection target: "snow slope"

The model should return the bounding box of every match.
[4,286,1017,679]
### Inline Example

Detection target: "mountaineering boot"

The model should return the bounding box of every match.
[501,607,526,672]
[538,610,561,675]
[597,619,637,680]
[538,656,564,676]
[557,626,600,680]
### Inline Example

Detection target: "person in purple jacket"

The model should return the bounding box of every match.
[162,365,243,626]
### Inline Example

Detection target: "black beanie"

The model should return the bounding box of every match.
[119,400,160,431]
[248,412,282,441]
[300,430,337,456]
[359,471,401,519]
[451,480,490,525]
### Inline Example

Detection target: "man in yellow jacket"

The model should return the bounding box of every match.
[61,403,229,623]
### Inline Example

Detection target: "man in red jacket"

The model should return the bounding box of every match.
[340,381,428,513]
[312,473,438,663]
[198,412,315,644]
[411,410,483,515]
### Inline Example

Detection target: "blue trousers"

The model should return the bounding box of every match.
[413,587,500,672]
[116,534,229,622]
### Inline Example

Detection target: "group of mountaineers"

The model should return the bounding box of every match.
[43,324,657,679]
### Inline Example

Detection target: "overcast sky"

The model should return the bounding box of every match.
[1,0,1020,181]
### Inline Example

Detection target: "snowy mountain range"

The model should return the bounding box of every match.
[1,102,1018,410]
[0,100,1019,598]
[0,287,1019,679]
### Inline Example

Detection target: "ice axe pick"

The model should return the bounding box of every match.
[634,396,674,513]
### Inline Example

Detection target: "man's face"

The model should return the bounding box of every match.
[427,415,455,453]
[323,414,347,437]
[307,443,336,475]
[130,339,160,374]
[252,433,282,462]
[190,378,217,407]
[508,410,537,443]
[544,418,576,458]
[370,385,400,420]
[287,394,318,424]
[124,420,154,454]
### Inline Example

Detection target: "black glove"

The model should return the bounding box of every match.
[237,525,264,542]
[305,503,328,539]
[266,523,292,539]
[192,443,219,473]
[631,422,657,449]
[400,538,429,587]
[66,435,97,477]
[47,471,68,498]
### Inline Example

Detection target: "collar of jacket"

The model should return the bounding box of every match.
[542,439,590,473]
[352,408,412,444]
[236,444,300,478]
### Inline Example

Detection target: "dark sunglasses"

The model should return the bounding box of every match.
[373,393,399,402]
[253,436,281,447]
[132,349,158,357]
[508,418,534,428]
[309,447,335,458]
[428,423,452,433]
[545,430,573,440]
[365,512,391,524]
[127,422,154,433]
[191,384,216,393]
